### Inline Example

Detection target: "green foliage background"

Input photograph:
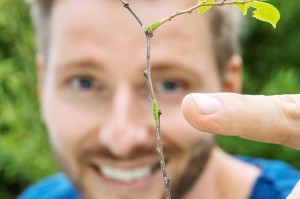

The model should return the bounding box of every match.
[0,0,299,198]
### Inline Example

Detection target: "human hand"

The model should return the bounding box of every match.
[181,93,300,199]
[181,93,300,150]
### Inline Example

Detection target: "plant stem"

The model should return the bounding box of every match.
[156,110,171,199]
[146,33,171,199]
[119,0,146,31]
[150,0,253,32]
[145,33,156,100]
[119,1,171,198]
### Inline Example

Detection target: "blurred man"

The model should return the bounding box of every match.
[20,0,300,198]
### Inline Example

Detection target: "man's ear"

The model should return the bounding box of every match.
[222,54,242,93]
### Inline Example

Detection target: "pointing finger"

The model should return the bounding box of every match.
[181,93,300,150]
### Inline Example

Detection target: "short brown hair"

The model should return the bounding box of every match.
[209,6,242,73]
[26,0,242,72]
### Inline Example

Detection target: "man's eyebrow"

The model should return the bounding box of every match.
[151,59,199,74]
[55,60,104,73]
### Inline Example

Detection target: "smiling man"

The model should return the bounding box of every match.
[19,0,300,199]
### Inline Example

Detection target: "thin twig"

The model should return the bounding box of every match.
[145,34,155,100]
[145,33,171,199]
[119,0,147,32]
[120,1,171,198]
[156,110,171,199]
[150,0,253,33]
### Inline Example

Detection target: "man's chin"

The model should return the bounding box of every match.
[56,139,214,199]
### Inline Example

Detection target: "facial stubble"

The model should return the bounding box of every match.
[52,136,214,199]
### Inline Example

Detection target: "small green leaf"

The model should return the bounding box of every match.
[235,3,248,15]
[197,0,214,14]
[152,99,159,126]
[248,1,280,28]
[147,21,161,32]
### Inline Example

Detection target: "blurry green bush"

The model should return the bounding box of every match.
[0,0,57,198]
[0,0,299,198]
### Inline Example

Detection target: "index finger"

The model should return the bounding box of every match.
[181,93,300,150]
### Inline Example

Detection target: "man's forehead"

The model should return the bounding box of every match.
[50,0,143,44]
[50,0,211,35]
[50,0,210,23]
[47,0,214,69]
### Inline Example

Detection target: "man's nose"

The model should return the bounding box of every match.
[99,85,151,158]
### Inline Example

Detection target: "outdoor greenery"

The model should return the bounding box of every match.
[0,0,299,198]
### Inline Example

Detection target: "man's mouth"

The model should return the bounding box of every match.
[100,164,154,183]
[92,160,164,185]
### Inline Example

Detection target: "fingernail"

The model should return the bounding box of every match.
[191,94,221,115]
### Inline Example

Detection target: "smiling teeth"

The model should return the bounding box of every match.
[100,165,151,183]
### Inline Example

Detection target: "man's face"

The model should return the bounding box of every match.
[40,0,238,198]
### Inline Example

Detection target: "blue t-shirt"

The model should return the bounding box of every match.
[18,157,300,199]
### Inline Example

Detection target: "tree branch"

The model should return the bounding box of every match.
[156,110,171,199]
[119,1,171,198]
[150,0,253,33]
[119,0,147,32]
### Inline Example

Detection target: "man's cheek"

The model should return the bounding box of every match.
[44,102,79,150]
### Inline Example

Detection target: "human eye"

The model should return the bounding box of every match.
[63,74,110,103]
[71,76,96,90]
[156,79,186,93]
[153,78,190,106]
[68,75,105,93]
